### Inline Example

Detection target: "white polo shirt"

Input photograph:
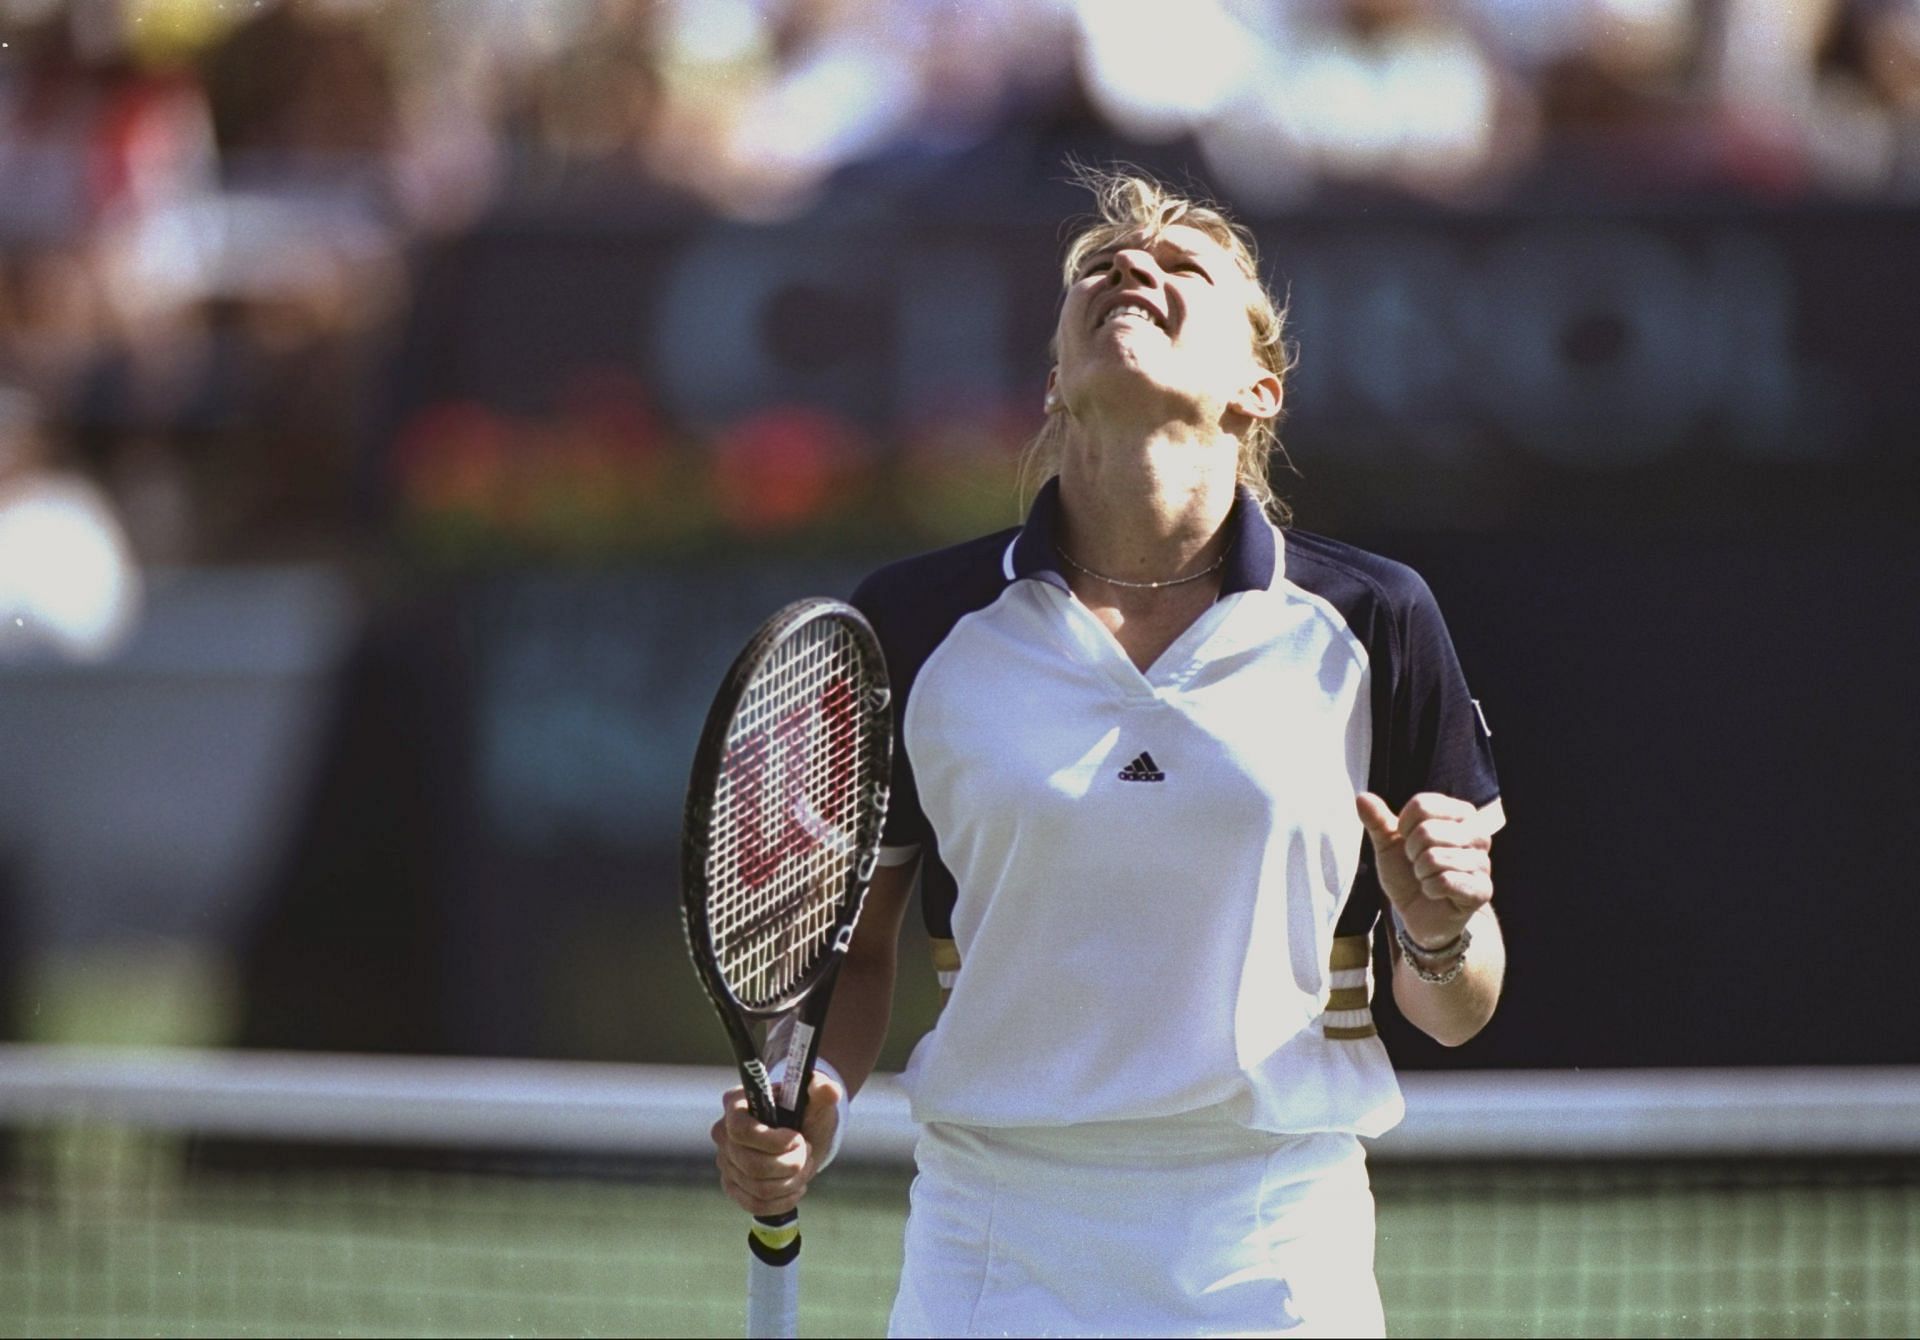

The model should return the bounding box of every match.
[850,480,1501,1136]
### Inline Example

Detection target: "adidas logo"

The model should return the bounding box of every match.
[1117,751,1165,783]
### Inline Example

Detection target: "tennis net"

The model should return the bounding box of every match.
[1,1047,1914,1337]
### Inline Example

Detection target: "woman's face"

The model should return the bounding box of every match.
[1050,223,1269,428]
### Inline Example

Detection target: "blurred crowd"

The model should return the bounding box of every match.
[1,0,1917,622]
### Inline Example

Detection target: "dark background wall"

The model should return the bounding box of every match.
[230,203,1920,1071]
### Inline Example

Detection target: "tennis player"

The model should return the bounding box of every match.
[713,169,1505,1337]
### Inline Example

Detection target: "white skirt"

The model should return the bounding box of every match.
[888,1109,1384,1338]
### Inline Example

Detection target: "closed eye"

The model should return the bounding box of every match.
[1076,253,1210,280]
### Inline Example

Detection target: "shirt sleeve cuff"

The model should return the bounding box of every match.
[811,1057,848,1171]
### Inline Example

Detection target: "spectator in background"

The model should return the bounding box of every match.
[7,0,1920,574]
[1194,0,1537,208]
[1806,0,1920,196]
[1857,0,1920,192]
[0,384,141,663]
[1523,0,1723,197]
[200,0,397,199]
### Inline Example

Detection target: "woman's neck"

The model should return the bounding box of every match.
[1054,421,1240,584]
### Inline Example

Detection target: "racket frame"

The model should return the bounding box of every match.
[680,597,893,1133]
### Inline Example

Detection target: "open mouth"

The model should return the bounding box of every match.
[1097,297,1166,331]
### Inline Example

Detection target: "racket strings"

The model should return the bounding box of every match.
[707,617,874,1010]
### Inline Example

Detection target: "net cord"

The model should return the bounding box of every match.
[3,1046,1917,1164]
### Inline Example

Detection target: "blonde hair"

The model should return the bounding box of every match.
[1020,165,1295,522]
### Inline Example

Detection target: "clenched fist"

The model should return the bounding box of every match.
[711,1072,844,1217]
[1356,791,1497,953]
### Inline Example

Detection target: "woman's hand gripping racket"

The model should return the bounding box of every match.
[681,598,892,1340]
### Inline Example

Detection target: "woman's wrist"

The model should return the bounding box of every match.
[1395,922,1472,985]
[1403,926,1464,957]
[763,1055,850,1170]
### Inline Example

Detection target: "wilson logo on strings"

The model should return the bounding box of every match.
[722,678,856,889]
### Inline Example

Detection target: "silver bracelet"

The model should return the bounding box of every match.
[1396,923,1472,985]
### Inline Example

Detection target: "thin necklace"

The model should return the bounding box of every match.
[1054,542,1229,590]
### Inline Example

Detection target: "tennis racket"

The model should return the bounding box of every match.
[681,597,892,1340]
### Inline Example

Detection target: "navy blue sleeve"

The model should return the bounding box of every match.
[1344,571,1501,940]
[848,569,934,854]
[849,531,1018,944]
[1384,572,1500,813]
[1281,532,1500,937]
[847,528,1018,857]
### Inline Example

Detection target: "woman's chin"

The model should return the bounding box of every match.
[1071,349,1178,396]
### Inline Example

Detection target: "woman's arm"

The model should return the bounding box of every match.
[817,855,920,1097]
[711,856,919,1214]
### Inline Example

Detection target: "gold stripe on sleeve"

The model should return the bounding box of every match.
[1329,935,1371,971]
[1322,933,1377,1040]
[931,937,960,1011]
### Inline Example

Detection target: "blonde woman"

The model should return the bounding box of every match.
[713,169,1507,1337]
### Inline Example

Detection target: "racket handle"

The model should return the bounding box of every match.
[747,1209,800,1339]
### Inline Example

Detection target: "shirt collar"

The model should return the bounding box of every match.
[1002,477,1280,596]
